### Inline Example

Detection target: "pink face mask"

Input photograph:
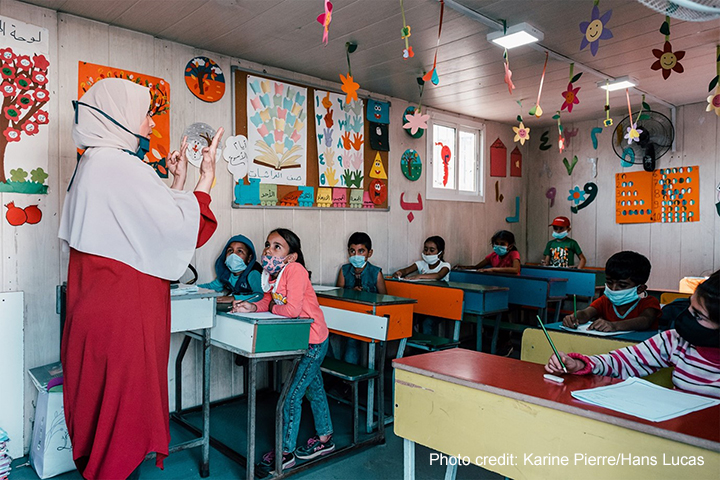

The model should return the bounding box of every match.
[262,254,286,275]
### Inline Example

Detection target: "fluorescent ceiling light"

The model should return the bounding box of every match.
[486,22,544,49]
[598,76,638,91]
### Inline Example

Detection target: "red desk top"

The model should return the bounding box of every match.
[393,349,720,451]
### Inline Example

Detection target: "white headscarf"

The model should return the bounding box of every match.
[59,78,201,280]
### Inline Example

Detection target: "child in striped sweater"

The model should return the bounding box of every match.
[546,270,720,398]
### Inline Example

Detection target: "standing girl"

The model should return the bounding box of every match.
[456,230,521,275]
[392,235,451,281]
[232,228,334,473]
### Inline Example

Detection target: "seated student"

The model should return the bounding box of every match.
[455,230,521,275]
[541,216,586,268]
[563,251,660,332]
[547,270,720,398]
[334,232,386,365]
[392,235,451,281]
[199,234,263,303]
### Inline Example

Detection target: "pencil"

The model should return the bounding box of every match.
[536,315,568,373]
[573,295,577,316]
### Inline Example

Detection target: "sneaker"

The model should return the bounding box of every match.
[255,450,295,477]
[295,435,335,460]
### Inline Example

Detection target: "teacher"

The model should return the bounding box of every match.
[59,78,221,479]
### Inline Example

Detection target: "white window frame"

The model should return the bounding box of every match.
[425,110,485,203]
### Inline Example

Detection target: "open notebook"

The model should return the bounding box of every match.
[560,322,632,337]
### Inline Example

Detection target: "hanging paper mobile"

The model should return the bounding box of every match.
[529,51,548,118]
[560,63,582,113]
[623,89,645,146]
[706,46,720,116]
[317,0,333,45]
[501,21,515,95]
[651,16,685,80]
[553,111,565,152]
[422,0,445,85]
[580,0,613,57]
[403,77,428,137]
[603,79,613,127]
[512,100,529,145]
[400,0,414,59]
[340,42,360,103]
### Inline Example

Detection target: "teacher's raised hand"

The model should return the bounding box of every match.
[195,127,224,194]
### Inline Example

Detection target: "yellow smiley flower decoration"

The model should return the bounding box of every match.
[708,87,720,116]
[513,122,530,145]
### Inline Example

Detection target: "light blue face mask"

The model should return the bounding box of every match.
[493,245,508,256]
[604,285,639,306]
[552,231,568,239]
[225,253,247,273]
[349,255,367,269]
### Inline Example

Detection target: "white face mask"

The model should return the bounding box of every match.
[422,252,441,265]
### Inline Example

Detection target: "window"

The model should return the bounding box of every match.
[426,111,485,202]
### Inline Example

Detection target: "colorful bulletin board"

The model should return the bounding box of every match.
[615,166,699,224]
[78,62,170,177]
[232,69,388,209]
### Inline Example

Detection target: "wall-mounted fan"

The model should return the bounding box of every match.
[636,0,720,21]
[612,111,674,172]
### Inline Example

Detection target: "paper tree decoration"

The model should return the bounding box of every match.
[401,149,422,181]
[184,56,225,102]
[651,16,685,80]
[580,1,613,56]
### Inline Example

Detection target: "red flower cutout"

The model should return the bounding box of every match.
[561,82,581,112]
[33,54,49,71]
[15,55,32,70]
[3,126,21,142]
[3,105,20,122]
[17,93,34,108]
[0,48,15,63]
[33,109,49,125]
[651,41,685,80]
[31,71,48,85]
[1,64,16,79]
[33,88,49,102]
[1,82,15,97]
[21,120,39,136]
[15,75,31,90]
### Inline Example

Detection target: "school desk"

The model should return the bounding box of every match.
[174,308,312,480]
[315,287,416,433]
[520,265,598,299]
[393,349,719,480]
[450,270,568,324]
[384,278,509,353]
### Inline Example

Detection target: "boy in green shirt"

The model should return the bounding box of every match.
[542,216,587,268]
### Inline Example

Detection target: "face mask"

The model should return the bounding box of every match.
[72,100,150,160]
[604,285,639,306]
[349,255,367,269]
[225,253,247,273]
[675,309,720,348]
[422,252,441,265]
[552,231,568,239]
[262,254,286,275]
[493,245,508,256]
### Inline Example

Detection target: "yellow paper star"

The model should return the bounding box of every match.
[340,73,360,103]
[513,122,530,145]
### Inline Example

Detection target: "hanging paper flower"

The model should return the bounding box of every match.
[3,126,21,142]
[21,120,39,136]
[568,186,586,205]
[558,135,565,153]
[579,5,613,56]
[625,123,642,145]
[316,0,332,45]
[504,61,515,95]
[560,83,581,112]
[339,73,360,103]
[401,25,411,39]
[403,109,430,135]
[33,54,49,71]
[651,41,685,80]
[513,122,530,145]
[707,87,720,116]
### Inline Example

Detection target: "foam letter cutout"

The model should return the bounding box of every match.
[505,196,520,223]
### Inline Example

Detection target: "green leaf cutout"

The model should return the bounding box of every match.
[709,75,719,92]
[570,72,583,83]
[642,102,651,112]
[638,113,651,121]
[517,115,523,122]
[659,21,670,36]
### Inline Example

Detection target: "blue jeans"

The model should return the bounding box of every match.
[282,338,333,452]
[331,335,361,365]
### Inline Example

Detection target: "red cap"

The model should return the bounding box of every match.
[549,216,570,227]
